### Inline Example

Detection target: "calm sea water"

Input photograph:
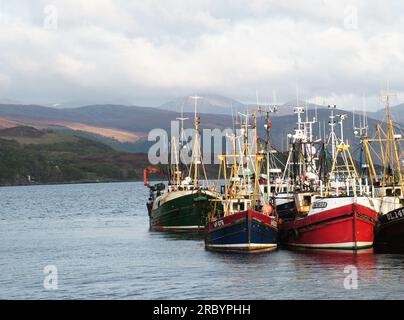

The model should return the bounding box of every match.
[0,182,403,299]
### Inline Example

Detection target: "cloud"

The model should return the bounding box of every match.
[0,0,403,110]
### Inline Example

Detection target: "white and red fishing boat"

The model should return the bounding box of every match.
[282,109,377,250]
[282,195,377,250]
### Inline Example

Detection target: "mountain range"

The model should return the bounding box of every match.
[1,94,403,186]
[158,94,245,115]
[0,94,403,155]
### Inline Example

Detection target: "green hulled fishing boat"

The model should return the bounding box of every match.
[146,182,219,232]
[145,96,221,232]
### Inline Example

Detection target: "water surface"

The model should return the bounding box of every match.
[1,182,403,299]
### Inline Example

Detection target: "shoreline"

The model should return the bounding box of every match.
[0,178,218,188]
[0,179,147,188]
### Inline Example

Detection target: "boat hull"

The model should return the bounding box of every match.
[149,190,216,233]
[281,199,377,250]
[205,209,278,252]
[375,207,404,250]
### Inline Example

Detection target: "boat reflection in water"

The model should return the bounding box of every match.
[288,248,378,287]
[151,231,203,241]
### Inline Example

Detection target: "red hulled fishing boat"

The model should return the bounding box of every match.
[281,108,377,250]
[282,196,377,250]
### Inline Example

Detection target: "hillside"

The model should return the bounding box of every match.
[368,103,404,126]
[0,103,234,153]
[0,103,233,132]
[1,99,403,156]
[0,126,46,138]
[0,117,22,129]
[0,126,222,186]
[0,127,158,186]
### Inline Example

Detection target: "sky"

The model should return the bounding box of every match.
[0,0,404,110]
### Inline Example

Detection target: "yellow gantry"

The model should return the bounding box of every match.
[216,111,264,217]
[362,93,404,194]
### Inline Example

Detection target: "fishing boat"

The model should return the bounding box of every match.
[282,109,377,250]
[205,111,278,252]
[376,206,404,250]
[146,177,219,232]
[283,194,377,250]
[362,93,404,250]
[145,96,219,232]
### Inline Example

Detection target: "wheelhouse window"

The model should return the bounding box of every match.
[303,196,311,206]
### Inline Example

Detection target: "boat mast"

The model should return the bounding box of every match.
[338,114,348,144]
[251,112,264,208]
[190,95,202,188]
[327,113,360,196]
[363,93,404,196]
[258,103,278,203]
[176,99,189,185]
[380,93,403,193]
[353,95,369,176]
[176,99,189,153]
[171,136,181,186]
[382,93,402,190]
[327,105,337,160]
[236,111,252,192]
[220,112,253,215]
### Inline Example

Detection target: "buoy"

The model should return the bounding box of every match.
[262,204,274,216]
[231,187,236,197]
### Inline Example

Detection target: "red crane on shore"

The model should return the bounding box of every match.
[143,166,161,187]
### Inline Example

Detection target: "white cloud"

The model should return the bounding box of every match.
[0,0,403,110]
